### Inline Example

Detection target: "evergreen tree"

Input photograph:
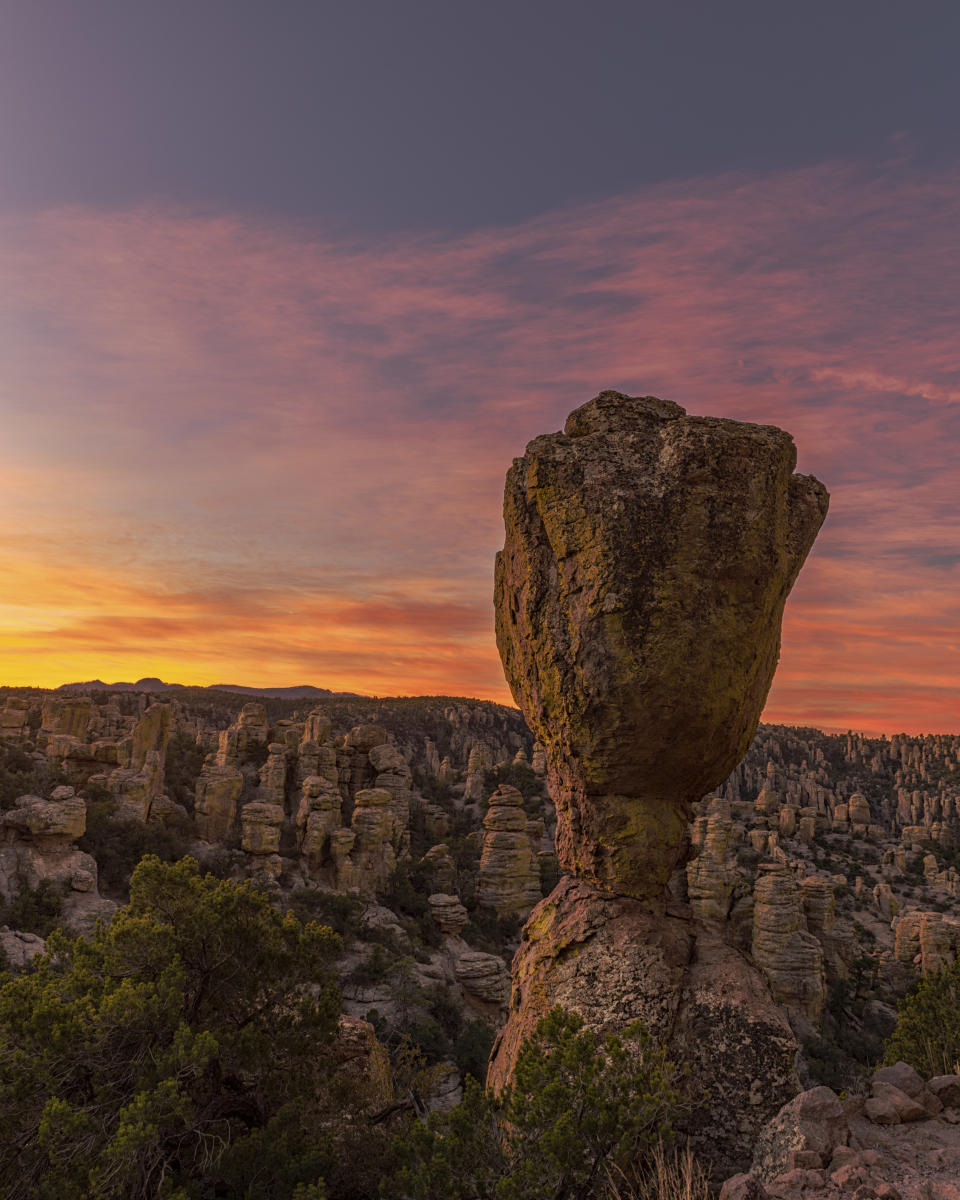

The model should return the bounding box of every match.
[0,856,341,1199]
[883,954,960,1078]
[387,1007,684,1200]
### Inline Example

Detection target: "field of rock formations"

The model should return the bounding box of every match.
[3,686,959,1191]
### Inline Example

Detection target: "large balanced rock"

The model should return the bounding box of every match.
[489,392,828,1175]
[494,391,828,897]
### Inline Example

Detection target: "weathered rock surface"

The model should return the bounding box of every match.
[194,765,244,841]
[0,787,114,932]
[751,1086,849,1181]
[476,785,541,917]
[494,391,828,897]
[429,893,469,936]
[0,927,46,970]
[752,863,826,1023]
[297,775,343,870]
[487,876,799,1178]
[0,697,30,740]
[686,798,739,922]
[349,788,396,896]
[454,949,510,1006]
[241,801,284,855]
[3,789,86,842]
[257,742,288,805]
[488,392,827,1175]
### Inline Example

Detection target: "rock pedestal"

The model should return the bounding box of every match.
[487,876,799,1178]
[488,391,828,1174]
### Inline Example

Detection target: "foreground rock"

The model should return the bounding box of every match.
[487,876,798,1177]
[489,392,828,1175]
[494,390,828,897]
[722,1069,960,1200]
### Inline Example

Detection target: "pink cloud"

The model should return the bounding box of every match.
[0,159,958,729]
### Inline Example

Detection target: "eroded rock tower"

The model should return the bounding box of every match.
[489,391,829,1174]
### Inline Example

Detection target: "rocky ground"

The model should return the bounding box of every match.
[723,1062,960,1200]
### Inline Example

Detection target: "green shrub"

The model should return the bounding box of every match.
[286,888,363,941]
[0,879,65,938]
[348,943,395,987]
[883,954,960,1077]
[454,1020,495,1083]
[77,793,191,897]
[0,742,67,812]
[386,1007,684,1200]
[162,731,207,811]
[0,856,342,1199]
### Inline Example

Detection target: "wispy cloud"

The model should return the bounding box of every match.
[1,159,958,730]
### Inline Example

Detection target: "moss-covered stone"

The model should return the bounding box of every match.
[494,391,828,898]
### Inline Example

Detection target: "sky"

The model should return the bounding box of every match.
[1,1,958,735]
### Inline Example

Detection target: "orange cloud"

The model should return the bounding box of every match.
[1,160,958,730]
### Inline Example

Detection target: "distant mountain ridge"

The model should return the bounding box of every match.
[55,678,359,699]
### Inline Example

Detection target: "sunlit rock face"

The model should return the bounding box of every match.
[494,390,828,899]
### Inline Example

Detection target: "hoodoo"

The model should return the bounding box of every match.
[490,391,829,1174]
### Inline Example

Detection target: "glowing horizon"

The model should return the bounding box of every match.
[2,160,958,736]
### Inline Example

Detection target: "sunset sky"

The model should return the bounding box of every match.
[2,3,958,734]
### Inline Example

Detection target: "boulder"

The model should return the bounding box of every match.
[751,1087,848,1181]
[865,1082,928,1125]
[3,791,85,842]
[455,950,510,1006]
[719,1175,769,1200]
[494,391,828,897]
[0,927,46,971]
[929,1075,960,1109]
[429,893,469,936]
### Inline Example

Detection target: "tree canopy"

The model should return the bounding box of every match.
[0,855,342,1199]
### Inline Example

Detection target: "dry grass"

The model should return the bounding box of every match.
[605,1139,713,1200]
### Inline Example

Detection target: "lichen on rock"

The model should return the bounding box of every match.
[489,390,829,1175]
[494,390,828,898]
